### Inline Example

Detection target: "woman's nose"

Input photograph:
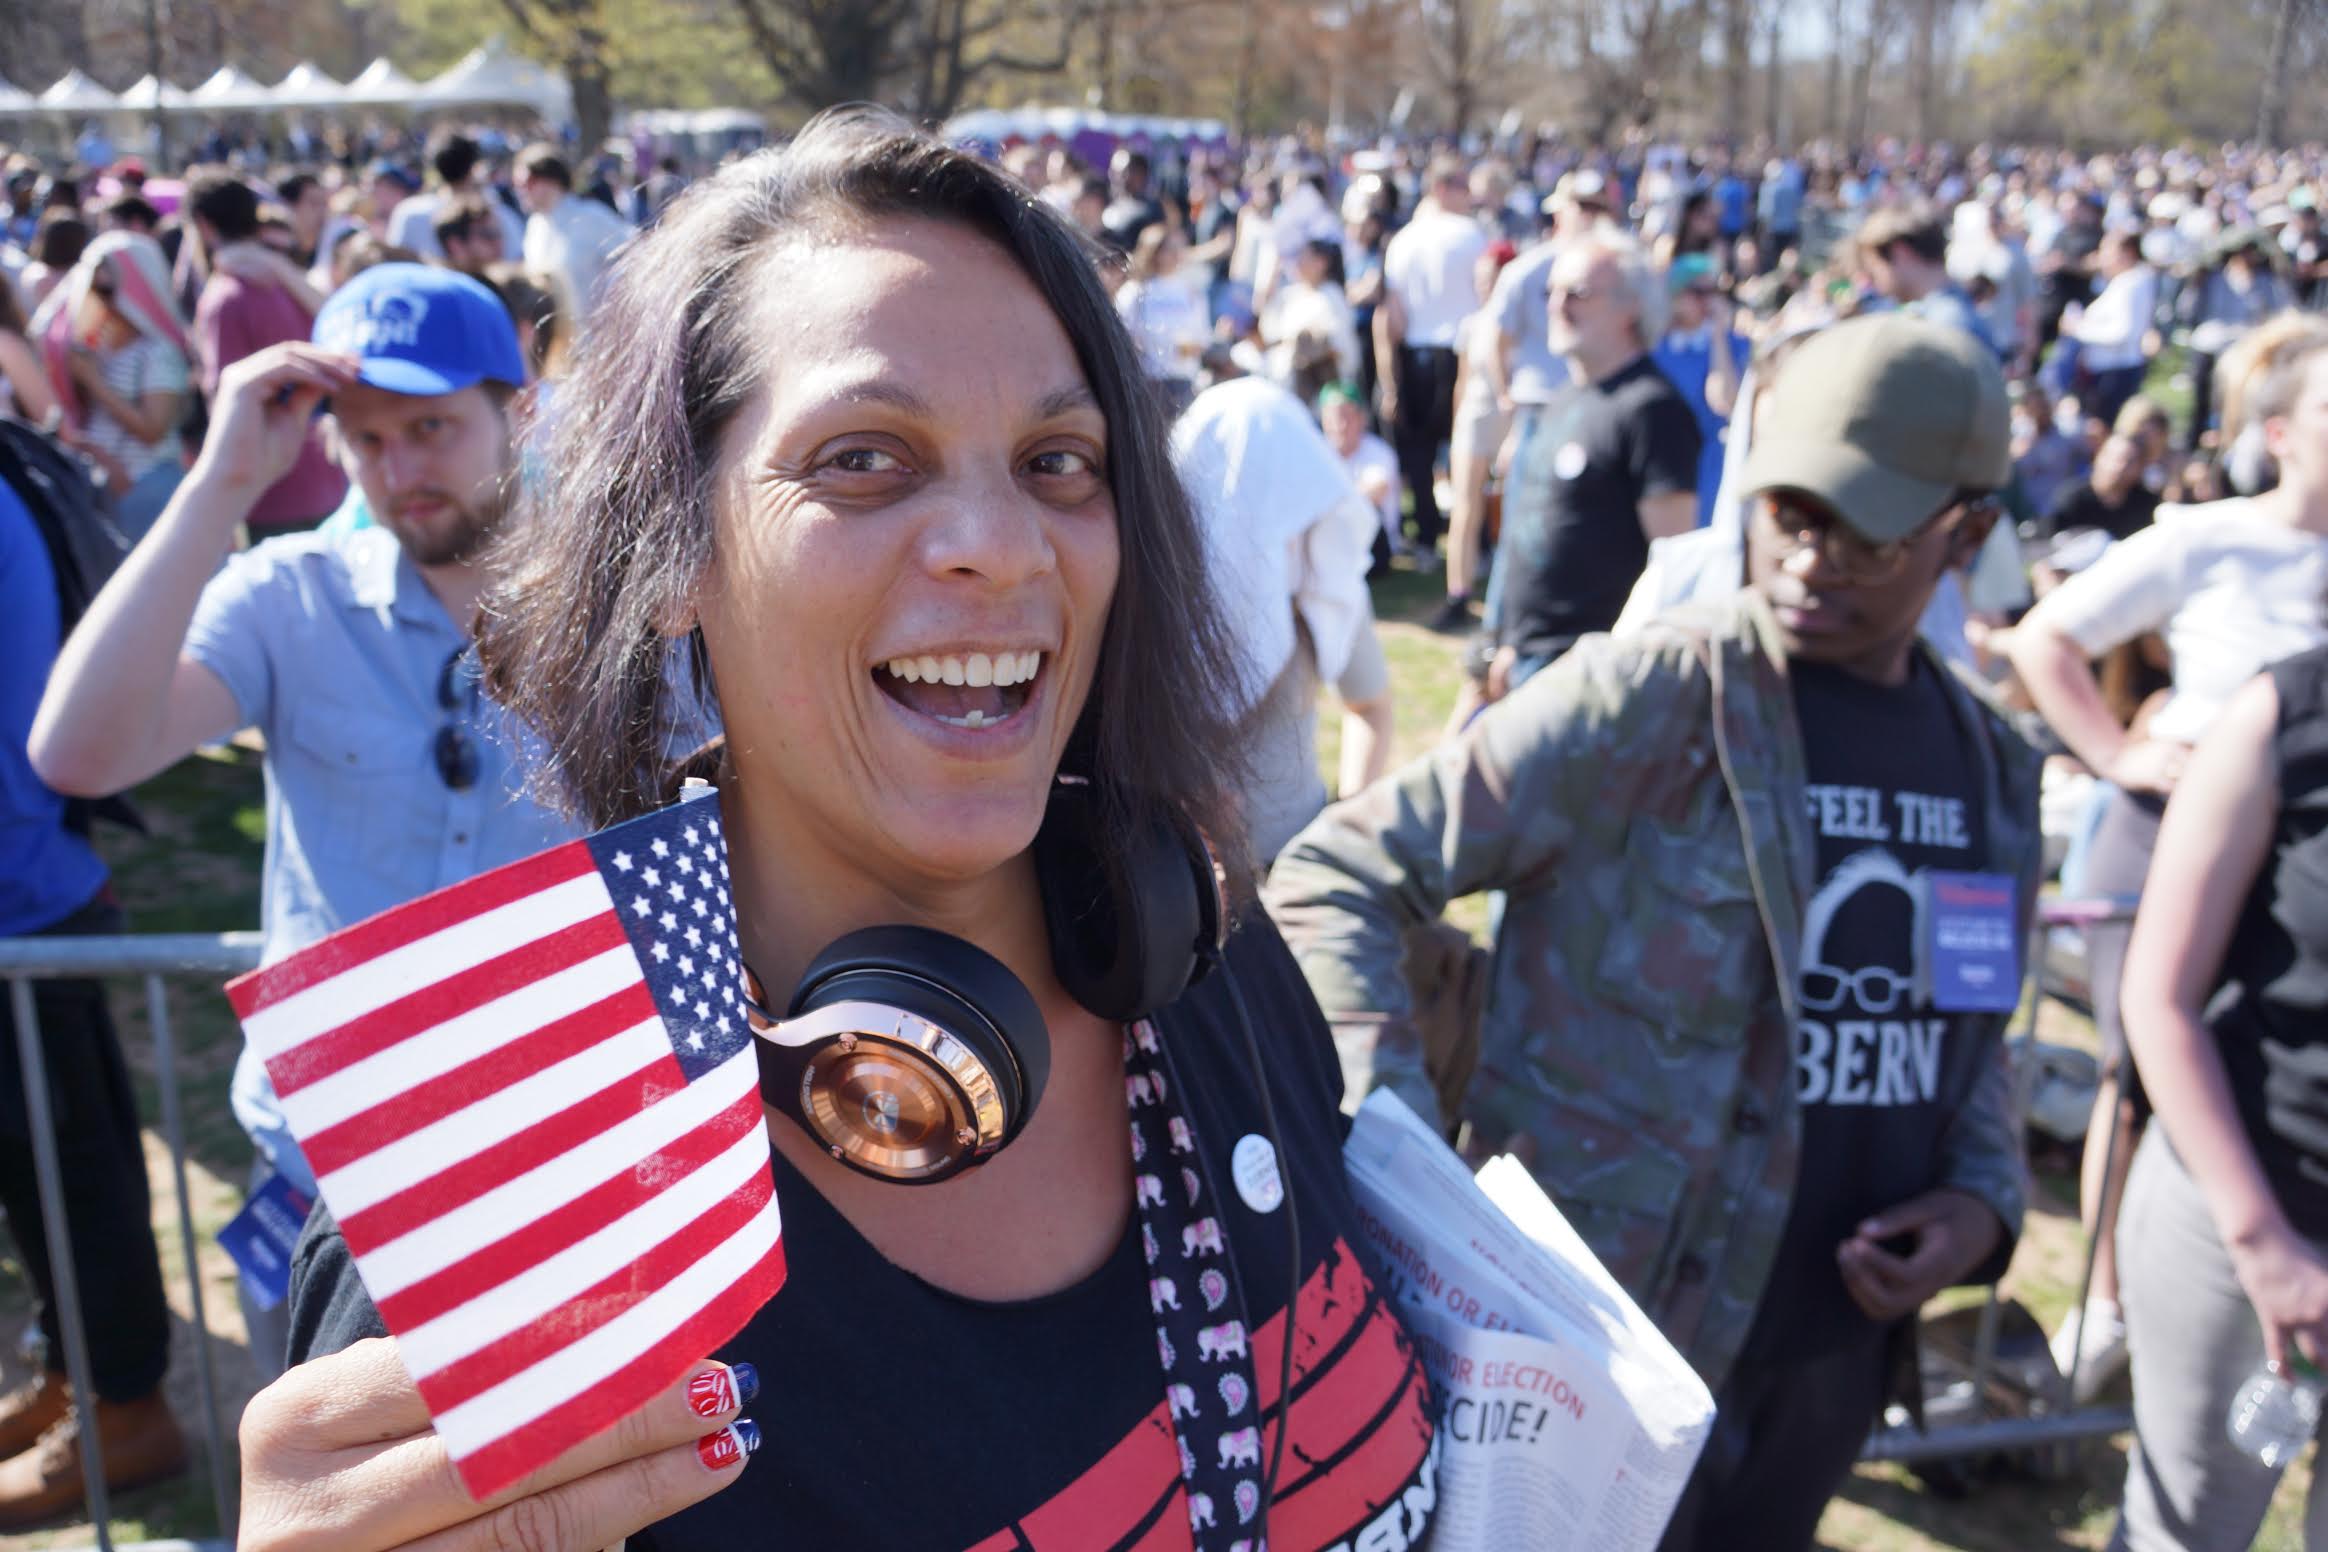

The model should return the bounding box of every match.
[918,471,1058,586]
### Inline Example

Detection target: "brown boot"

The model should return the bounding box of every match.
[0,1373,68,1461]
[0,1391,188,1528]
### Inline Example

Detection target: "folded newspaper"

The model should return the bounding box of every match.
[1344,1091,1715,1550]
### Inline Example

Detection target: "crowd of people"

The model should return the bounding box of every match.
[1,105,2327,1551]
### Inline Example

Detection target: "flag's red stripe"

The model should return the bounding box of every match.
[375,1086,765,1333]
[302,982,662,1179]
[448,1235,790,1501]
[268,911,633,1097]
[227,842,599,1017]
[337,1055,685,1257]
[414,1165,776,1417]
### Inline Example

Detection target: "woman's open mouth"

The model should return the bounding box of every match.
[874,650,1046,730]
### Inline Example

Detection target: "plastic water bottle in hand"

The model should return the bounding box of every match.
[2227,1359,2326,1470]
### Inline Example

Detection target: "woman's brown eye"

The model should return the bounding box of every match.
[1030,450,1101,479]
[829,448,904,474]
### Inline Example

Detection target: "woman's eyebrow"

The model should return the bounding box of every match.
[818,382,1096,421]
[1033,384,1101,421]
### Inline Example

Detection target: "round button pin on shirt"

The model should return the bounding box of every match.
[1553,442,1588,480]
[1232,1133,1284,1214]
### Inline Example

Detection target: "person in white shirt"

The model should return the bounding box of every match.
[1172,376,1394,862]
[1259,238,1361,395]
[515,143,634,329]
[1375,155,1489,557]
[2010,332,2328,1402]
[1113,224,1210,416]
[1320,381,1403,569]
[386,131,526,268]
[2072,231,2158,424]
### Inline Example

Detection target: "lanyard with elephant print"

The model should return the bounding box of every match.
[1124,1016,1271,1550]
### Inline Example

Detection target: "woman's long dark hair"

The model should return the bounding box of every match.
[477,107,1256,895]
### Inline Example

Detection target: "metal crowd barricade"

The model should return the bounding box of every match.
[1858,895,2141,1469]
[0,932,261,1552]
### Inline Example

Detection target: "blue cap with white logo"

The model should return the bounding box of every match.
[312,263,527,397]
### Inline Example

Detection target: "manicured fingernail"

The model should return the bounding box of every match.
[686,1364,740,1418]
[697,1422,754,1472]
[731,1362,760,1405]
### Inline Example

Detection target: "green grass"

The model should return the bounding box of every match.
[7,563,2313,1548]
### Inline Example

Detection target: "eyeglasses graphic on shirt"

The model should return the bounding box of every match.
[434,648,481,792]
[1799,963,1914,1014]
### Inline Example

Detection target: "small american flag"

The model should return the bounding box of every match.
[227,792,785,1498]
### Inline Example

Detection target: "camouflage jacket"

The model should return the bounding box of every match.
[1266,588,2039,1390]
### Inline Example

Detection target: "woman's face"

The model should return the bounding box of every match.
[698,218,1121,890]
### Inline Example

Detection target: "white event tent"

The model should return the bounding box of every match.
[36,70,118,114]
[0,41,571,122]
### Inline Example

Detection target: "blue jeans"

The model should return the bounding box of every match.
[113,457,185,543]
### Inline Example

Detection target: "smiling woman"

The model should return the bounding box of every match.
[235,109,1445,1552]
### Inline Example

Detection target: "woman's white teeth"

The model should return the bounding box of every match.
[880,651,1044,687]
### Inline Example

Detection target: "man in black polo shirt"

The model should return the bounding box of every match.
[2038,432,2158,541]
[1486,232,1699,696]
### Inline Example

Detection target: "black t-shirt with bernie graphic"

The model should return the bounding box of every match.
[287,915,1441,1552]
[1742,654,1993,1363]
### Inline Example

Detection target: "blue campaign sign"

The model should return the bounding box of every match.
[1922,870,2022,1014]
[217,1172,313,1312]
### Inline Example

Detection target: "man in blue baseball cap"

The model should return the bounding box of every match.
[29,262,575,1392]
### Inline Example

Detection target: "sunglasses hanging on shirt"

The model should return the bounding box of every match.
[434,647,481,792]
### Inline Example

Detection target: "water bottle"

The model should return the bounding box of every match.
[2227,1358,2327,1470]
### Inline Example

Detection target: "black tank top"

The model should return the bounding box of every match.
[2216,646,2328,1237]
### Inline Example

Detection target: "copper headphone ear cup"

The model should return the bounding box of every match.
[775,927,1049,1184]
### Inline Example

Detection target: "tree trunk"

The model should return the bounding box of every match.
[1850,0,1881,143]
[2258,0,2303,145]
[1722,0,1754,143]
[1231,0,1262,144]
[1764,0,1786,146]
[568,47,613,152]
[1824,0,1847,135]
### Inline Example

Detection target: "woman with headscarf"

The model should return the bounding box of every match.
[30,231,192,540]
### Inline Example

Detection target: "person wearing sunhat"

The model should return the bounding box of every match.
[1269,311,2040,1550]
[29,263,576,1386]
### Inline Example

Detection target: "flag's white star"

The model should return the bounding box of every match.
[685,1028,705,1050]
[652,837,670,858]
[684,825,700,847]
[667,879,686,902]
[631,896,653,917]
[717,1015,733,1036]
[685,924,703,948]
[694,997,712,1020]
[611,851,633,873]
[678,954,695,976]
[700,969,717,991]
[650,941,670,962]
[690,896,708,919]
[676,853,695,875]
[642,866,661,888]
[660,910,678,932]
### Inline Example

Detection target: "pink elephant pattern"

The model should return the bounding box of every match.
[1122,1017,1264,1550]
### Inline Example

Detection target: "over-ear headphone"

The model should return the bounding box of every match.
[744,778,1224,1184]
